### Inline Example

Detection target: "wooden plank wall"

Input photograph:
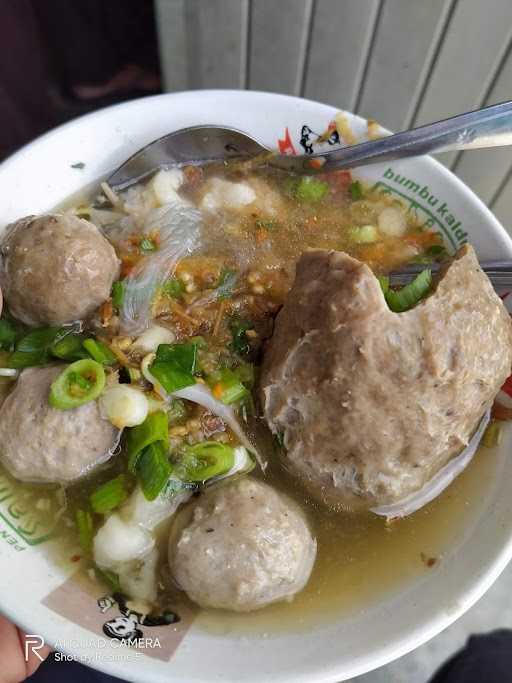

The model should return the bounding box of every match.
[155,0,512,231]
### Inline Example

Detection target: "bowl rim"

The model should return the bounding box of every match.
[1,89,512,683]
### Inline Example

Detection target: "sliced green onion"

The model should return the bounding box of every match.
[425,244,447,258]
[219,382,248,405]
[206,445,254,484]
[426,244,446,256]
[155,342,198,373]
[377,275,390,294]
[348,224,378,244]
[136,442,172,501]
[100,384,149,429]
[126,410,169,472]
[111,281,125,309]
[175,441,235,482]
[16,327,66,352]
[150,362,196,393]
[94,566,121,592]
[349,180,363,200]
[68,371,92,392]
[75,508,94,550]
[149,341,199,394]
[0,318,20,351]
[83,339,117,365]
[8,326,70,368]
[229,317,253,356]
[208,367,249,405]
[89,475,128,514]
[381,269,432,313]
[49,359,106,409]
[140,237,157,252]
[52,334,88,361]
[162,277,185,298]
[295,177,329,203]
[7,350,44,369]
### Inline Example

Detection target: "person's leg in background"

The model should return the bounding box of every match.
[0,0,58,159]
[31,0,161,102]
[0,0,161,161]
[429,629,512,683]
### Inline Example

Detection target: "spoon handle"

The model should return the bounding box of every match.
[274,100,512,173]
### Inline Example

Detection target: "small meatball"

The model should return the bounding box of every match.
[0,366,119,483]
[169,478,317,612]
[260,245,512,510]
[0,213,120,325]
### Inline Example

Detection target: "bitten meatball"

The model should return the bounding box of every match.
[0,213,120,325]
[260,245,512,510]
[169,478,317,612]
[0,366,119,483]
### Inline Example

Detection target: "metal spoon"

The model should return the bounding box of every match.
[108,100,512,190]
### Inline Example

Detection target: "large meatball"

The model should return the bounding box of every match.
[0,213,120,325]
[168,478,317,612]
[260,245,512,511]
[0,366,119,483]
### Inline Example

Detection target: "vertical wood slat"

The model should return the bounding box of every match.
[356,0,454,131]
[411,0,512,168]
[155,0,249,90]
[294,0,316,96]
[248,0,311,94]
[155,0,188,92]
[239,0,251,89]
[302,0,380,111]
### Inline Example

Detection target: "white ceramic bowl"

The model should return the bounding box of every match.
[0,90,512,683]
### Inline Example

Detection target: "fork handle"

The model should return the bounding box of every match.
[390,259,512,288]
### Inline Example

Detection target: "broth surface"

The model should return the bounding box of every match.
[0,161,498,631]
[197,442,499,634]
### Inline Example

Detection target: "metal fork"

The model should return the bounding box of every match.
[390,259,512,288]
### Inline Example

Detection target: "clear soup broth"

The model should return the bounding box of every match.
[0,160,499,632]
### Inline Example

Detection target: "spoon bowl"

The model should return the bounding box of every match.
[108,125,267,190]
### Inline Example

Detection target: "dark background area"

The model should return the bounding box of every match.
[1,0,161,161]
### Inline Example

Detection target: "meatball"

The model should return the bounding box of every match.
[168,478,317,612]
[0,366,119,483]
[0,213,120,325]
[260,245,512,511]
